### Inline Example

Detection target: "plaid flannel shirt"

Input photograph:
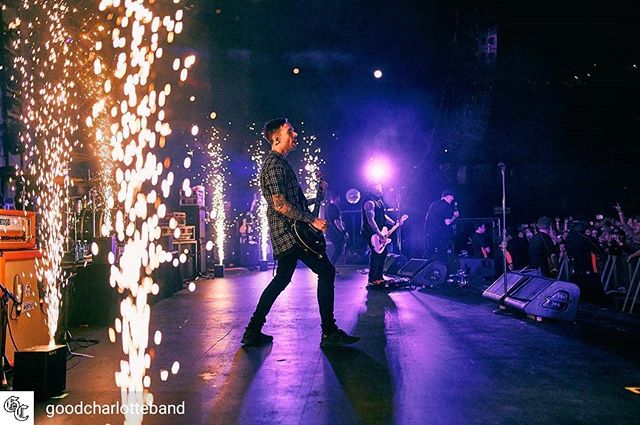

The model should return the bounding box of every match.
[260,151,314,258]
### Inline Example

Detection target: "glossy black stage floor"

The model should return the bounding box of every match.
[34,266,640,424]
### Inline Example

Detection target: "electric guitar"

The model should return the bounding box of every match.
[292,175,327,258]
[370,214,409,254]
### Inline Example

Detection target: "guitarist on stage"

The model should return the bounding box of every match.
[362,183,397,286]
[242,118,360,348]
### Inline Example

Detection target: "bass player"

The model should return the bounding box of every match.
[362,183,403,286]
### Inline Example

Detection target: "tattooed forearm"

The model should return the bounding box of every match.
[364,201,380,233]
[272,194,313,223]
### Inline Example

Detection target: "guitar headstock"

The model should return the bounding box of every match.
[314,169,327,194]
[399,214,409,225]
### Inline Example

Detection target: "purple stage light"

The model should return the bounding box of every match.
[364,157,392,183]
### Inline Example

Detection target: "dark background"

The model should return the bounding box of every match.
[160,0,639,227]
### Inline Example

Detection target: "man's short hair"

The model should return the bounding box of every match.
[262,118,288,143]
[441,188,454,197]
[537,216,552,230]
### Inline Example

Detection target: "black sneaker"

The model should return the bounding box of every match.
[320,329,360,348]
[241,327,273,346]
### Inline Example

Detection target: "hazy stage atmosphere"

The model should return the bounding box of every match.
[0,1,639,424]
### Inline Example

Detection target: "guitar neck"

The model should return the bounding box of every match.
[385,222,402,237]
[311,187,323,219]
[383,215,407,238]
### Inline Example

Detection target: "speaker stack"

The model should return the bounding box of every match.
[0,210,67,398]
[181,185,207,274]
[483,272,580,321]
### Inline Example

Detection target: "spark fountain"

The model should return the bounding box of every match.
[248,134,270,268]
[188,126,229,276]
[298,134,325,206]
[95,1,190,423]
[11,0,79,346]
[204,128,229,276]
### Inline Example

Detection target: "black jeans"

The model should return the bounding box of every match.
[368,243,387,283]
[425,234,449,263]
[249,246,337,334]
[326,229,345,265]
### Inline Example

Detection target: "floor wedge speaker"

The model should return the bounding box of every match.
[382,254,408,275]
[396,258,430,278]
[413,261,448,287]
[483,272,580,321]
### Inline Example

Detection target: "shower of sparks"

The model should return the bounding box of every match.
[11,0,79,345]
[204,129,229,265]
[248,132,270,261]
[298,134,325,208]
[190,127,229,265]
[96,1,189,423]
[75,3,117,235]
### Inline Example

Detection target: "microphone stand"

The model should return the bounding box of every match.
[396,190,403,253]
[0,283,19,389]
[498,162,508,302]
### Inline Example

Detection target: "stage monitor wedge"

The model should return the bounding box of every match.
[383,254,408,275]
[397,258,430,278]
[413,261,448,287]
[483,272,580,321]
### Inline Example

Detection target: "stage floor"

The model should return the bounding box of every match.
[33,265,640,424]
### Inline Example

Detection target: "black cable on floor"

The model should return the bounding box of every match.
[7,306,20,353]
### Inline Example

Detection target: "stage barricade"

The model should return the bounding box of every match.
[622,257,640,313]
[600,254,634,295]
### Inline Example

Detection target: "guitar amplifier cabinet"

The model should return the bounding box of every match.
[0,250,49,364]
[0,210,37,250]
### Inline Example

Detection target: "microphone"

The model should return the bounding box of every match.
[498,162,505,171]
[0,282,20,304]
[454,201,458,212]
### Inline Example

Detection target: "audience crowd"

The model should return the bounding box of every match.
[502,204,640,303]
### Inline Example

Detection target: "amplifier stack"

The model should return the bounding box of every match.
[0,210,50,365]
